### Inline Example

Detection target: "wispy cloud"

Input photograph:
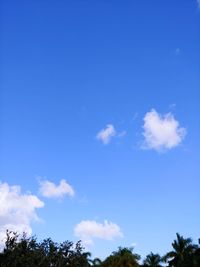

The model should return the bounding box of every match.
[175,48,180,55]
[0,182,44,244]
[169,103,176,110]
[132,112,138,121]
[74,220,123,246]
[197,0,200,8]
[142,109,186,152]
[96,124,116,144]
[118,131,127,138]
[39,179,74,199]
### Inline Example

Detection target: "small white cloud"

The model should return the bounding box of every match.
[142,109,186,152]
[39,179,74,199]
[96,124,116,144]
[74,220,123,245]
[197,0,200,8]
[0,182,44,245]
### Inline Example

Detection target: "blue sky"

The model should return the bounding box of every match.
[0,0,200,260]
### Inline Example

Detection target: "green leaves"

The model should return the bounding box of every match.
[143,252,163,267]
[0,231,200,267]
[102,247,140,267]
[164,233,198,267]
[0,231,90,267]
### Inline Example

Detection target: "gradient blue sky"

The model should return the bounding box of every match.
[0,0,200,260]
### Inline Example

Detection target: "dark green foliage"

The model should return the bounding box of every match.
[163,233,198,267]
[0,230,90,267]
[193,239,200,267]
[0,231,199,267]
[101,247,140,267]
[143,252,163,267]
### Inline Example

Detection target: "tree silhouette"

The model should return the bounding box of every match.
[0,230,199,267]
[0,231,90,267]
[102,247,140,267]
[143,252,163,267]
[164,233,197,267]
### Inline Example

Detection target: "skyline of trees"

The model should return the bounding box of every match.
[0,230,199,267]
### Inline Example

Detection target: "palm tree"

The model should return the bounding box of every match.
[143,252,163,267]
[102,247,140,267]
[164,233,197,267]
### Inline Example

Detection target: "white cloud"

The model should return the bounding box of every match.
[0,182,44,244]
[142,109,186,151]
[74,220,123,245]
[197,0,200,8]
[39,179,74,199]
[96,124,116,144]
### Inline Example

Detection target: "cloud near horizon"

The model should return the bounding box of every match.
[74,220,123,246]
[0,182,44,244]
[39,179,75,199]
[96,124,116,144]
[142,109,186,151]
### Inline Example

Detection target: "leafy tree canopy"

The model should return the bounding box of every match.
[0,231,199,267]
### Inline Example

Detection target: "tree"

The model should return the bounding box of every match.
[102,247,140,267]
[1,230,199,267]
[164,233,197,267]
[0,231,90,267]
[0,231,43,267]
[143,252,163,267]
[193,238,200,267]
